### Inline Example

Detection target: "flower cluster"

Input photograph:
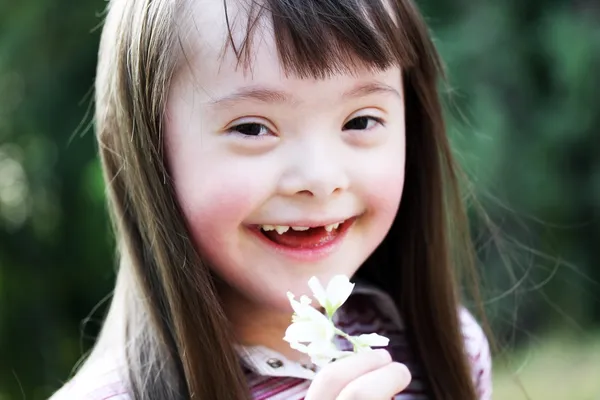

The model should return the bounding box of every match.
[283,275,389,367]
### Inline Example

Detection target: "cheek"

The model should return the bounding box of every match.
[168,148,266,250]
[357,136,406,233]
[365,166,405,239]
[173,170,256,273]
[176,167,260,231]
[358,141,405,214]
[369,163,405,205]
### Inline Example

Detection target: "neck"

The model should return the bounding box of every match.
[218,284,308,363]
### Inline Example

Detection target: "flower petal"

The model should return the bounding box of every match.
[288,291,326,321]
[326,275,355,310]
[354,333,389,347]
[288,293,320,322]
[287,292,300,313]
[303,305,331,323]
[299,295,312,306]
[306,341,339,366]
[289,341,309,354]
[308,276,328,308]
[305,341,353,367]
[287,338,345,367]
[284,321,331,344]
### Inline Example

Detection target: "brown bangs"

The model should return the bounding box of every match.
[222,0,418,79]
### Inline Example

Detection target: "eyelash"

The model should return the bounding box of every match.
[226,123,272,138]
[227,116,384,138]
[342,116,385,131]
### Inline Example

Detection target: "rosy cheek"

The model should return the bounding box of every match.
[179,181,253,265]
[183,181,255,229]
[374,172,404,201]
[363,172,404,252]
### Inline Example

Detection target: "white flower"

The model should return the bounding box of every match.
[308,275,355,318]
[284,275,389,367]
[351,333,390,352]
[289,340,353,367]
[283,292,335,346]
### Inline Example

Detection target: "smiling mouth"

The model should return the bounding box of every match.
[254,218,356,249]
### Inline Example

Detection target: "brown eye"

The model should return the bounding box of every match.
[342,116,381,131]
[230,123,269,136]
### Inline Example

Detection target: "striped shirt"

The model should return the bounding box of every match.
[50,285,492,399]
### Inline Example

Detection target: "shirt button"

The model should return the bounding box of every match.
[301,363,317,372]
[266,358,284,369]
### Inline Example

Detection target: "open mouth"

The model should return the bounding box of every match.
[254,217,356,250]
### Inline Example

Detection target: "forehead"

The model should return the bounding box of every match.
[175,0,286,96]
[173,0,414,94]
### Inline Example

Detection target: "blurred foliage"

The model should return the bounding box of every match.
[493,333,600,399]
[0,0,598,399]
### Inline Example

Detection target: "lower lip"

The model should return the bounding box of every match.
[248,218,357,262]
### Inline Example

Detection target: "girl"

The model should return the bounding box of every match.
[52,0,492,399]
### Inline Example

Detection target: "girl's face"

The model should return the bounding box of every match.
[165,1,405,312]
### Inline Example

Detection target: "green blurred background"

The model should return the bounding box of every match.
[0,1,599,399]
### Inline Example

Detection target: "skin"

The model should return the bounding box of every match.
[306,350,411,400]
[165,0,408,396]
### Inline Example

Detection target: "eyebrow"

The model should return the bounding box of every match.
[344,82,402,100]
[208,82,402,108]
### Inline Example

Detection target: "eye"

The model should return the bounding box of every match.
[342,116,382,131]
[228,122,271,137]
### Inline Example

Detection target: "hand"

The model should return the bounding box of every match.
[305,349,411,400]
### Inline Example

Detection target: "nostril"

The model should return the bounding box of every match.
[297,187,343,198]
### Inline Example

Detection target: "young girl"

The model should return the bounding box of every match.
[51,0,492,398]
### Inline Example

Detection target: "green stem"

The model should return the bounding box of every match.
[334,327,356,344]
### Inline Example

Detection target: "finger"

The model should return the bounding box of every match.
[305,349,392,400]
[336,362,411,400]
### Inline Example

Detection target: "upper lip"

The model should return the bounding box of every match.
[251,216,355,228]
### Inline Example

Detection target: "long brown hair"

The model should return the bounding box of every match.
[91,0,484,399]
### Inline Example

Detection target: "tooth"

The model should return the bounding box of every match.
[291,226,310,231]
[325,222,342,232]
[275,225,290,234]
[261,225,275,231]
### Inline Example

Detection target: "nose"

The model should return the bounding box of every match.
[277,140,350,199]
